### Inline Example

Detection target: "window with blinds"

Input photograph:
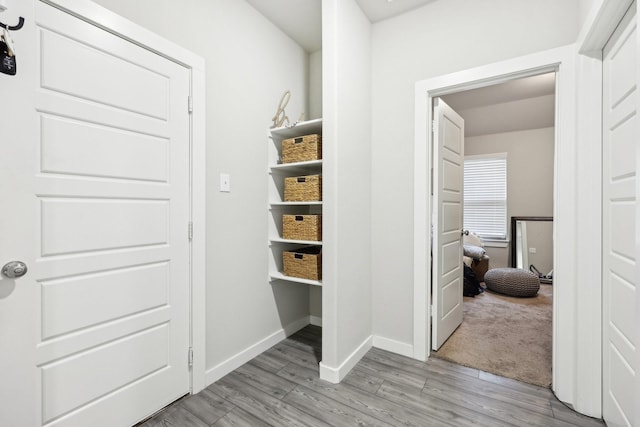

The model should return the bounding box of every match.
[463,154,507,239]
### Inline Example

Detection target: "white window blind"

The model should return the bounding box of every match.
[463,154,507,239]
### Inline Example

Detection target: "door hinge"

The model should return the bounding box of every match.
[188,96,193,114]
[188,347,193,367]
[188,221,193,241]
[430,167,434,195]
[432,119,437,133]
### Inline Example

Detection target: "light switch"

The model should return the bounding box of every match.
[529,247,537,254]
[220,173,231,192]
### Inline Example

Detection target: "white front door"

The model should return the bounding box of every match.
[602,2,637,426]
[431,98,465,351]
[0,2,191,426]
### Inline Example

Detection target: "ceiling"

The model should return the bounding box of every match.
[244,1,556,136]
[442,73,556,111]
[355,0,439,23]
[244,0,437,52]
[442,73,557,137]
[244,0,322,52]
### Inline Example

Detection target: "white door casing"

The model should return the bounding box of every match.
[602,3,637,426]
[415,44,592,413]
[431,98,465,351]
[0,2,193,426]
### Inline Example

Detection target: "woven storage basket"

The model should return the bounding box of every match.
[282,134,322,164]
[283,246,322,280]
[283,214,322,241]
[284,175,322,202]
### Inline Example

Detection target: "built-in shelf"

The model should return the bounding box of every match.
[270,238,323,245]
[270,201,323,207]
[270,118,323,140]
[270,159,323,170]
[270,272,322,287]
[268,119,323,288]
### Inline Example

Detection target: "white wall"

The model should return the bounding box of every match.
[371,0,580,347]
[309,50,323,120]
[92,0,312,378]
[465,127,555,268]
[321,0,372,379]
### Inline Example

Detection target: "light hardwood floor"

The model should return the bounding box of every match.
[137,326,605,427]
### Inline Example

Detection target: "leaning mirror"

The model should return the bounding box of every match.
[510,216,553,284]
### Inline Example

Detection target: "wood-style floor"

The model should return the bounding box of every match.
[138,325,605,427]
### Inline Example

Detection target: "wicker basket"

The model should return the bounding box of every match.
[283,246,322,280]
[284,175,322,202]
[283,214,322,241]
[282,134,322,164]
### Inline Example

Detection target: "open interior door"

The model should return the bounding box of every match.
[432,98,465,351]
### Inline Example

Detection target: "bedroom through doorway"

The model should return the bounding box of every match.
[431,72,556,388]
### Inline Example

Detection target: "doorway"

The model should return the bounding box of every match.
[431,74,556,387]
[413,45,581,406]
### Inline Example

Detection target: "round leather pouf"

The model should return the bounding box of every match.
[484,267,540,297]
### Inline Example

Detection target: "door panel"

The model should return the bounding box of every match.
[41,262,169,339]
[603,3,637,426]
[442,277,462,316]
[41,324,170,423]
[442,240,460,273]
[40,115,170,182]
[0,2,191,426]
[40,30,170,120]
[40,199,169,255]
[432,98,465,350]
[442,203,461,233]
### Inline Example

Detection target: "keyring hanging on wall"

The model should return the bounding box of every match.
[0,16,25,31]
[0,16,24,76]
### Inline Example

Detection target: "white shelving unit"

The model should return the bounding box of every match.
[268,119,323,287]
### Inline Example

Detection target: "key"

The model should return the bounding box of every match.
[0,28,16,75]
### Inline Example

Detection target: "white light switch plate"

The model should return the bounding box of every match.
[220,173,231,192]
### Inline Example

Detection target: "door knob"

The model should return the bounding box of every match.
[2,261,28,278]
[461,230,469,236]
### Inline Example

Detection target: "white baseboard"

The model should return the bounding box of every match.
[205,316,310,386]
[372,335,414,358]
[319,335,373,384]
[309,315,322,327]
[282,316,313,336]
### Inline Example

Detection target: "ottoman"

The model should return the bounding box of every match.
[484,267,540,297]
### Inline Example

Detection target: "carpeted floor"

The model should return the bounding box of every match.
[433,283,552,388]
